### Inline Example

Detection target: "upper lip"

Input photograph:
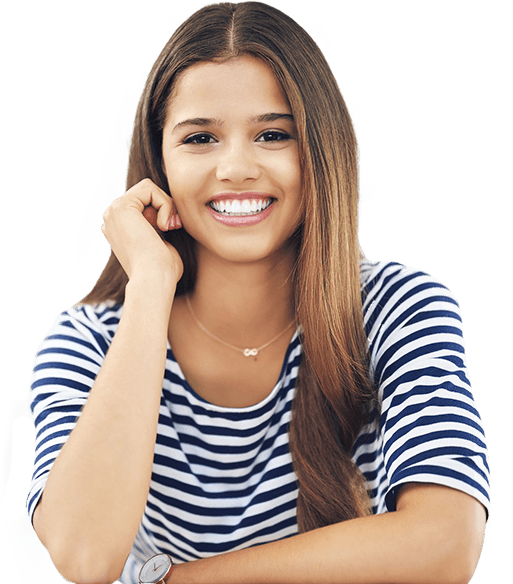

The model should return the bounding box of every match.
[208,192,274,203]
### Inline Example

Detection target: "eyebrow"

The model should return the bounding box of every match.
[172,112,294,133]
[251,113,294,124]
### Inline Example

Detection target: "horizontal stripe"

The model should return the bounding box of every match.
[25,260,490,582]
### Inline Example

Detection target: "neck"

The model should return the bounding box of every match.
[186,244,297,347]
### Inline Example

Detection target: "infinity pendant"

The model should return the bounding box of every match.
[243,348,259,357]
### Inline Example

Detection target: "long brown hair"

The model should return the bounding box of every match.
[81,2,374,531]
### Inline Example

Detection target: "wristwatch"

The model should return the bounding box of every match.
[139,553,174,583]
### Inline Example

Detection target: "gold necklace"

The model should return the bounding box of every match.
[185,296,295,357]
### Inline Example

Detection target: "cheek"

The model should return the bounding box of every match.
[272,147,300,185]
[288,171,303,204]
[164,159,202,206]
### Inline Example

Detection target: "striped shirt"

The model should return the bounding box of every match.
[27,260,490,582]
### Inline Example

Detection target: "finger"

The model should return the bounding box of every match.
[166,201,182,231]
[142,205,158,228]
[124,178,173,231]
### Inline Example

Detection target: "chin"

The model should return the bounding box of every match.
[221,248,277,264]
[196,238,291,266]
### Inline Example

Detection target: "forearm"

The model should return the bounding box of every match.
[170,514,439,584]
[34,270,176,583]
[170,485,485,584]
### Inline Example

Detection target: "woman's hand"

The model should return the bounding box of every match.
[101,178,184,283]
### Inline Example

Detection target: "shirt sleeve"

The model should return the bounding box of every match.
[26,304,118,523]
[363,262,490,516]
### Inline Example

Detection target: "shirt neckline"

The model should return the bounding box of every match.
[165,329,301,412]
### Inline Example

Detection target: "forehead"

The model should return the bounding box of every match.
[167,56,291,121]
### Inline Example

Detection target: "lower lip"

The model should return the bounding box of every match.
[207,201,275,226]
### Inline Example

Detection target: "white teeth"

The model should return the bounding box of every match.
[209,198,273,216]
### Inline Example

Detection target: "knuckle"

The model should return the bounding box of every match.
[102,197,124,222]
[111,198,123,209]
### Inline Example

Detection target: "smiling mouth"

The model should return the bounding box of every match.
[208,198,274,216]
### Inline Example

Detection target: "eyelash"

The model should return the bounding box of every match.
[181,130,291,145]
[182,133,215,145]
[257,130,292,142]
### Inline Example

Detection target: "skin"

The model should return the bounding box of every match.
[162,56,303,267]
[162,57,303,407]
[33,57,486,584]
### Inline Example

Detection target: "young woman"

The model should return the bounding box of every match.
[27,3,489,583]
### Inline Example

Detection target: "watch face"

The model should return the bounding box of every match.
[139,553,172,583]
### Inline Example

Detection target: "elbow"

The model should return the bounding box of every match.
[34,504,127,584]
[38,538,125,584]
[426,522,485,584]
[436,563,479,584]
[396,484,487,584]
[439,545,483,584]
[49,539,125,584]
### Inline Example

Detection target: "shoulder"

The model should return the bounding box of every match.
[359,259,454,303]
[43,302,124,358]
[359,259,460,334]
[359,260,465,384]
[31,303,125,409]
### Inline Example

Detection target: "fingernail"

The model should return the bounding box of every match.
[176,215,182,228]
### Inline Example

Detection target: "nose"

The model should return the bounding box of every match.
[215,142,261,184]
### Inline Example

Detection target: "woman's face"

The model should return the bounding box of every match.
[161,56,303,266]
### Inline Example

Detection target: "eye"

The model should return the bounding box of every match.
[182,133,217,145]
[256,130,292,142]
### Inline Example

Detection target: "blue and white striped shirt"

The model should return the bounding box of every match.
[27,261,490,582]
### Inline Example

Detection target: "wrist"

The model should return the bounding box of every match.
[124,270,177,330]
[131,258,181,281]
[139,553,174,584]
[127,265,179,297]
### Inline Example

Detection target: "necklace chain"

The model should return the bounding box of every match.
[185,296,295,357]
